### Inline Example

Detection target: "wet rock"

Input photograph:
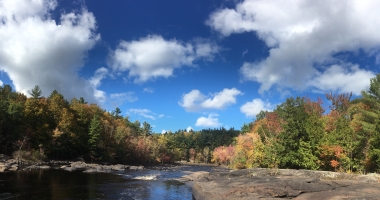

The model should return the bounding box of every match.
[39,165,51,169]
[24,165,38,170]
[129,165,144,170]
[70,162,86,170]
[8,166,18,171]
[64,167,74,171]
[83,169,97,173]
[0,165,8,172]
[111,164,126,171]
[192,168,380,200]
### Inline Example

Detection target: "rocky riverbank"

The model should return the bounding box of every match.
[190,168,380,200]
[0,154,144,173]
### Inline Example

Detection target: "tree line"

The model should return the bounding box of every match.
[0,85,238,164]
[213,74,380,173]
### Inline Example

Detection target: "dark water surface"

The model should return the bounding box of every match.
[0,165,213,200]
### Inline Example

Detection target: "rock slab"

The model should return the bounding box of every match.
[192,168,380,200]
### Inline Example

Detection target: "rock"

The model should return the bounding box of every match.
[70,162,86,170]
[192,168,380,200]
[102,165,112,171]
[8,166,18,171]
[111,164,126,171]
[0,165,8,172]
[24,165,38,170]
[129,166,139,170]
[39,165,50,169]
[64,167,74,171]
[84,169,97,173]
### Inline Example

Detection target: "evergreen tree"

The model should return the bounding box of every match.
[28,85,42,99]
[88,115,102,160]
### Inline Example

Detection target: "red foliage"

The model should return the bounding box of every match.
[265,112,283,135]
[212,145,235,165]
[326,92,352,113]
[304,97,324,116]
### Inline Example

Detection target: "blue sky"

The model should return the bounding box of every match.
[0,0,379,133]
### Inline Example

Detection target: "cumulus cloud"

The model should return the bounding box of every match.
[201,88,243,109]
[186,126,193,132]
[179,89,206,112]
[110,35,219,83]
[240,98,273,118]
[309,64,375,95]
[195,113,222,127]
[0,79,3,86]
[128,108,163,120]
[208,0,379,94]
[0,0,101,102]
[179,88,242,112]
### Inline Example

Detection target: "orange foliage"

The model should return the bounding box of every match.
[319,144,346,171]
[212,145,235,165]
[330,160,339,168]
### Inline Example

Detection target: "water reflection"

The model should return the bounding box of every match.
[0,166,207,200]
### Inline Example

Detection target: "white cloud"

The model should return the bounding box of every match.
[240,98,273,118]
[0,0,101,102]
[179,88,242,112]
[179,89,206,112]
[109,92,138,108]
[242,49,248,57]
[143,87,154,93]
[0,80,3,86]
[309,64,375,95]
[208,0,380,94]
[93,90,106,103]
[110,92,138,102]
[186,126,193,132]
[201,88,243,109]
[90,67,108,102]
[161,129,167,134]
[110,35,219,83]
[128,108,163,120]
[90,67,108,88]
[195,113,222,128]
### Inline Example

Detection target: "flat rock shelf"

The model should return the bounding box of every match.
[191,168,380,200]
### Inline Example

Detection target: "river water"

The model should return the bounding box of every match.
[0,165,213,200]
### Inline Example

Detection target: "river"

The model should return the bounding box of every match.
[0,165,213,200]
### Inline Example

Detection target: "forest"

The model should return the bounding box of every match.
[2,74,380,173]
[0,85,238,164]
[213,74,380,173]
